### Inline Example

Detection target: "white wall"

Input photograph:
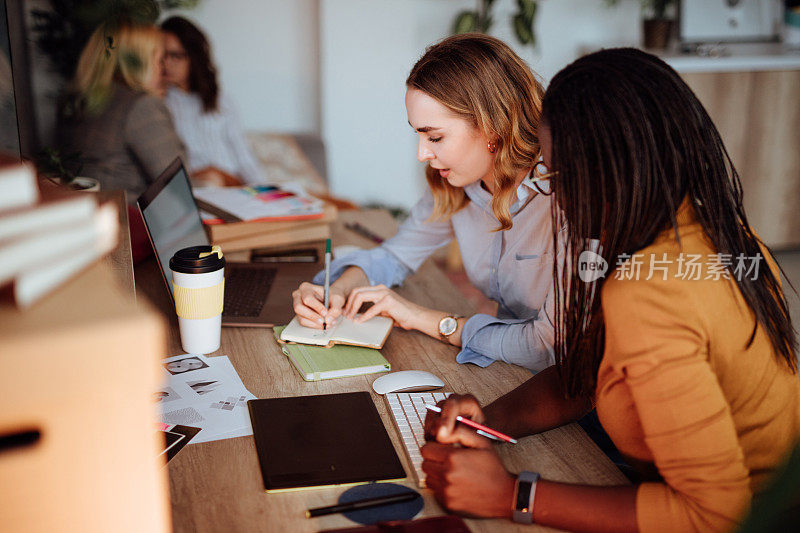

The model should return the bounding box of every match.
[519,0,641,81]
[165,0,320,134]
[320,0,465,210]
[320,0,641,209]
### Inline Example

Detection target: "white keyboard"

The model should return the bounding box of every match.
[385,391,450,487]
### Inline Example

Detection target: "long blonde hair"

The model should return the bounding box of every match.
[71,21,163,115]
[406,34,544,230]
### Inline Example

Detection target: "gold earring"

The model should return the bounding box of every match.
[488,141,497,153]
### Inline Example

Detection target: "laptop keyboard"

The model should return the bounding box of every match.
[223,265,278,317]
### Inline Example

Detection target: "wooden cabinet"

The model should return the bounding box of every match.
[681,69,800,249]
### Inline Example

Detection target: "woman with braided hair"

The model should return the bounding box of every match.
[422,48,800,532]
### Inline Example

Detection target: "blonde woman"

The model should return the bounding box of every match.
[292,34,560,371]
[58,20,186,200]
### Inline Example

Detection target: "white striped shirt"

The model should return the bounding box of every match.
[164,87,265,185]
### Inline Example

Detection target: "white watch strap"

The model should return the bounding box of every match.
[512,471,540,524]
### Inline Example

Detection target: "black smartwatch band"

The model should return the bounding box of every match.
[512,471,540,524]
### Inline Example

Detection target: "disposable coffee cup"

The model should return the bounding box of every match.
[169,245,225,354]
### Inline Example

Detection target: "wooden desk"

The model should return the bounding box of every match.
[135,210,628,533]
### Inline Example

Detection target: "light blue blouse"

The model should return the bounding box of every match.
[314,178,561,371]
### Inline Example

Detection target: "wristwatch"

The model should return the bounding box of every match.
[438,315,461,339]
[512,471,540,524]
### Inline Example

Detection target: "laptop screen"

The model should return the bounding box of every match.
[138,161,210,298]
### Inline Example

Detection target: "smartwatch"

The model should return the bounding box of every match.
[512,471,540,524]
[438,315,461,339]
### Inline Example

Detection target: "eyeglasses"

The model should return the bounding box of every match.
[164,50,188,62]
[531,161,559,196]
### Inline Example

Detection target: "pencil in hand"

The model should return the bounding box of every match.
[424,403,517,444]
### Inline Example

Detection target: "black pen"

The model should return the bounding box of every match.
[345,222,385,244]
[305,491,419,518]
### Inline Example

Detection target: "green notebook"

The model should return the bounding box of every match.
[273,327,391,381]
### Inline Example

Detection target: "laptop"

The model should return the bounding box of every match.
[137,158,321,327]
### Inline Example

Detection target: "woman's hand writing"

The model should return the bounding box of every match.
[344,285,426,330]
[291,282,346,328]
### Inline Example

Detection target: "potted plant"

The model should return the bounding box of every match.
[36,147,99,191]
[606,0,676,50]
[642,0,676,49]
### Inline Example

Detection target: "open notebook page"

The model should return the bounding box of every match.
[330,315,393,348]
[280,315,393,348]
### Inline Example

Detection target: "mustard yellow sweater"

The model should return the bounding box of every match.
[595,201,800,532]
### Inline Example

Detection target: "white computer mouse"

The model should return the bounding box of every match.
[371,370,445,395]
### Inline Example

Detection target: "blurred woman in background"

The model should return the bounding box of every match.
[58,19,185,200]
[161,16,265,186]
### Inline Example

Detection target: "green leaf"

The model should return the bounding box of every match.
[517,0,537,20]
[159,0,199,9]
[453,11,478,34]
[513,13,534,45]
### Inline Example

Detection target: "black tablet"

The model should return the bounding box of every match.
[248,392,406,492]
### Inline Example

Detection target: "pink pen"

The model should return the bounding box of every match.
[424,404,517,444]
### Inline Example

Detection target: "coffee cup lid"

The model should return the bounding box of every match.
[169,245,225,274]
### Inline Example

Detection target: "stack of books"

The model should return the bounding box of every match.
[194,185,337,253]
[0,162,118,308]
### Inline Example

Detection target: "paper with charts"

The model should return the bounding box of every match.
[156,353,257,444]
